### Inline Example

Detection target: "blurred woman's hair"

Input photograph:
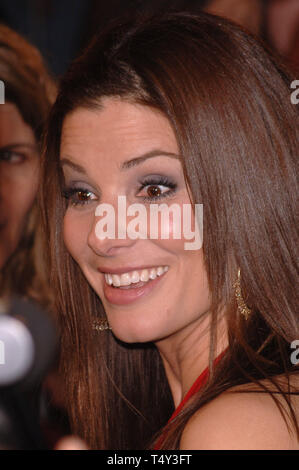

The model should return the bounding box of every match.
[0,24,55,306]
[40,12,298,449]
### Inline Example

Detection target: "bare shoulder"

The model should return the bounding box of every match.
[180,375,299,450]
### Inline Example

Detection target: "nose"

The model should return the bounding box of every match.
[87,200,138,257]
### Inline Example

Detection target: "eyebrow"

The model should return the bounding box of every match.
[60,149,180,174]
[120,149,180,170]
[0,143,38,152]
[60,157,87,175]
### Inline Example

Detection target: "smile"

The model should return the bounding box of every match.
[104,266,169,288]
[101,266,169,305]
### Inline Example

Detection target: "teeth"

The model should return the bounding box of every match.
[131,271,140,283]
[104,266,168,287]
[156,267,164,276]
[111,274,121,287]
[120,273,131,286]
[140,270,149,282]
[149,268,157,280]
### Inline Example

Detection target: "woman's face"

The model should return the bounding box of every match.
[61,98,210,343]
[0,103,39,269]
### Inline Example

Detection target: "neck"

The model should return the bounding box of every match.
[155,313,228,408]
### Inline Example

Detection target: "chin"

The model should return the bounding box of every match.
[109,316,163,345]
[111,329,149,345]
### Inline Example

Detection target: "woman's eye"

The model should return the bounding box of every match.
[141,184,170,199]
[0,150,25,164]
[137,177,177,202]
[62,187,97,207]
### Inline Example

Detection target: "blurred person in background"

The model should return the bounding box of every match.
[0,24,55,309]
[205,0,299,71]
[0,24,68,448]
[206,0,263,34]
[266,0,299,72]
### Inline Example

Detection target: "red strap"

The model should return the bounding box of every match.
[168,365,209,422]
[153,350,226,449]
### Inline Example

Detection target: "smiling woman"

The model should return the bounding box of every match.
[40,12,299,450]
[60,101,207,344]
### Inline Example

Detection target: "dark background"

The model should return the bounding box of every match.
[0,1,298,78]
[0,0,211,77]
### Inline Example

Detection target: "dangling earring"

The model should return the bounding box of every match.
[233,268,252,320]
[92,319,112,331]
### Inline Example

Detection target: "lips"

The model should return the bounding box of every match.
[101,267,169,305]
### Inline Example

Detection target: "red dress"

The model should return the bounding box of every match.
[154,351,226,449]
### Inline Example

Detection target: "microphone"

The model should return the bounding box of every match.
[0,297,58,449]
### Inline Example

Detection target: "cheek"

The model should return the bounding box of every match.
[1,170,38,233]
[148,199,202,251]
[0,169,39,267]
[158,233,210,312]
[18,180,38,217]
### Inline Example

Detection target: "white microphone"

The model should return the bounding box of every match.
[0,315,35,386]
[0,297,58,449]
[0,296,57,388]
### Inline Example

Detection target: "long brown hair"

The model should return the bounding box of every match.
[40,12,299,449]
[0,24,55,306]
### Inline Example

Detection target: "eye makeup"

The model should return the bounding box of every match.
[62,173,178,208]
[62,185,97,207]
[136,175,177,202]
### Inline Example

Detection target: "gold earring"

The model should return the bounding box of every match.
[92,319,112,331]
[233,268,251,320]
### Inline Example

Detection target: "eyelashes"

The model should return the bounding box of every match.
[62,175,177,207]
[138,175,177,202]
[0,150,26,164]
[62,187,96,206]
